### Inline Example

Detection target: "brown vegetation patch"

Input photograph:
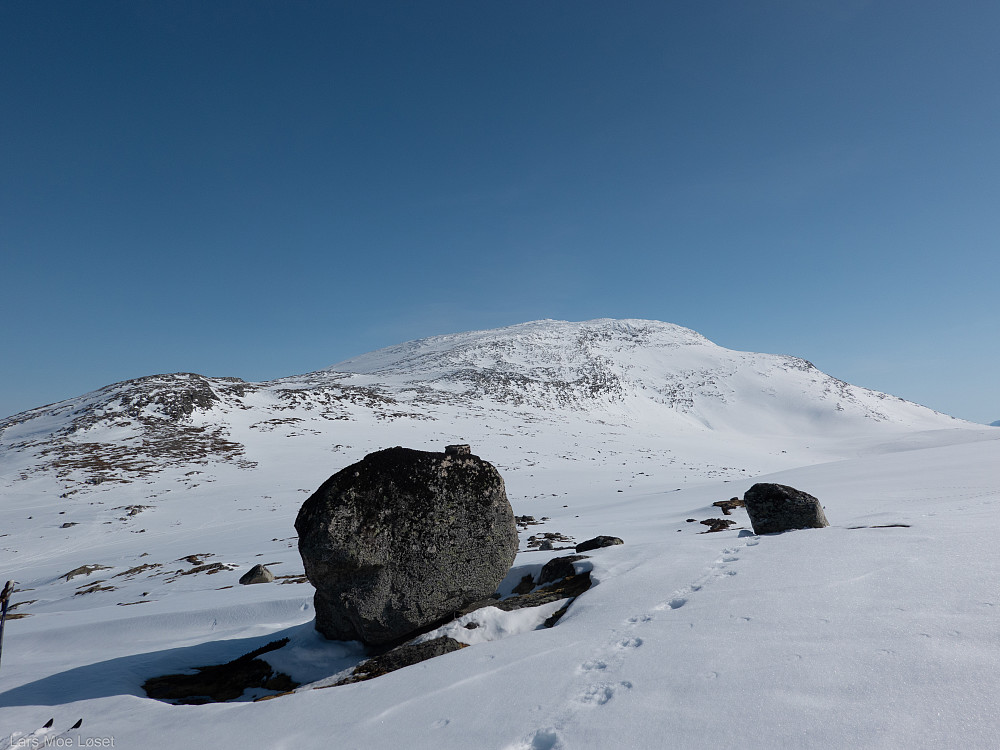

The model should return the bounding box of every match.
[166,562,236,581]
[275,574,308,585]
[178,554,214,566]
[75,581,117,595]
[700,518,736,533]
[712,497,745,515]
[116,505,152,520]
[113,563,162,579]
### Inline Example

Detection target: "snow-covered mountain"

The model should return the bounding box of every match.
[0,319,963,493]
[1,319,998,749]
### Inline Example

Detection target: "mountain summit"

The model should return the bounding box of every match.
[0,318,963,493]
[320,318,955,431]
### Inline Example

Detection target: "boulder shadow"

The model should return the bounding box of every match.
[0,622,362,707]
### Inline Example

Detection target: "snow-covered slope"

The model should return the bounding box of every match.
[327,318,954,432]
[1,319,997,749]
[0,319,965,493]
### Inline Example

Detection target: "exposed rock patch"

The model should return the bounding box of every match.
[113,563,162,579]
[575,535,623,553]
[74,581,116,595]
[165,562,236,582]
[333,637,468,686]
[712,497,745,515]
[527,531,574,550]
[62,564,111,581]
[700,518,736,533]
[515,515,548,528]
[537,555,589,585]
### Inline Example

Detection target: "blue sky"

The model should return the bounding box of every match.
[2,1,998,423]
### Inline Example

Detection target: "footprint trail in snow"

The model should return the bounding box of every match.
[507,535,759,749]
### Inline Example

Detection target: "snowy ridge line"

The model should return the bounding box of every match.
[0,319,966,494]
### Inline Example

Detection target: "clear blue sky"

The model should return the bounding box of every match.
[2,1,997,423]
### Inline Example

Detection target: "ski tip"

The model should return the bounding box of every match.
[43,719,54,728]
[71,719,83,729]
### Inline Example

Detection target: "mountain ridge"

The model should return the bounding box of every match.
[0,319,967,493]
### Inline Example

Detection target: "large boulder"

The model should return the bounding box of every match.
[743,483,829,534]
[295,446,518,646]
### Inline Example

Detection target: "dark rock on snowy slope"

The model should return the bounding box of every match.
[295,446,518,646]
[334,637,468,686]
[537,555,590,585]
[743,483,829,534]
[575,535,624,553]
[239,564,274,585]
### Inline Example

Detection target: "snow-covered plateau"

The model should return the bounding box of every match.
[1,319,997,749]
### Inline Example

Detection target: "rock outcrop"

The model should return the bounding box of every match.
[295,446,518,646]
[743,483,829,534]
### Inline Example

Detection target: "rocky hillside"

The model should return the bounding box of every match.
[0,319,964,493]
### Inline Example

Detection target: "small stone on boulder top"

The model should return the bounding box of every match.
[445,444,471,456]
[575,535,624,553]
[295,446,518,646]
[743,483,829,534]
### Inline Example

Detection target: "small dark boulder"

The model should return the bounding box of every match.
[575,535,623,553]
[295,446,518,646]
[239,564,275,585]
[743,483,829,534]
[538,555,589,585]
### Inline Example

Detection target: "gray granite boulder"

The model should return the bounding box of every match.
[295,446,518,646]
[239,564,274,585]
[743,483,829,534]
